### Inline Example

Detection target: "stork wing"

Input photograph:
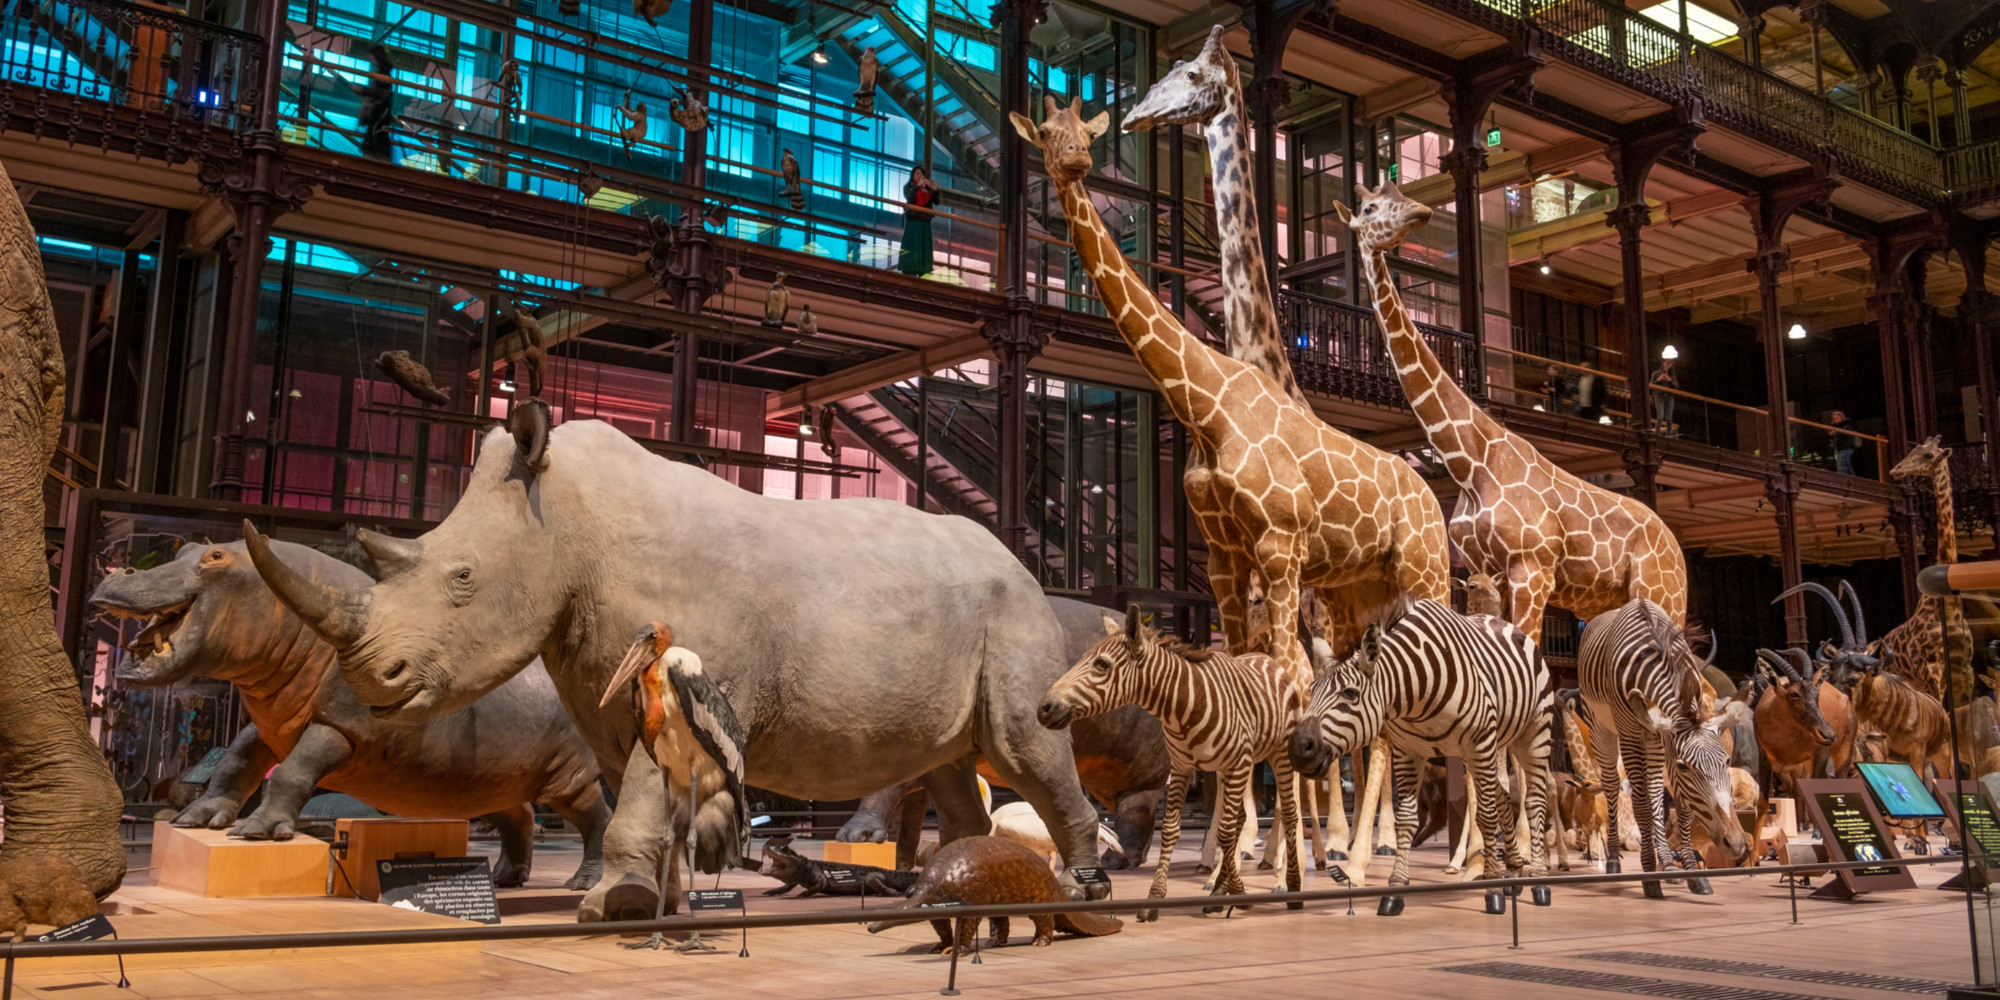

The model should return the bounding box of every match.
[667,650,745,784]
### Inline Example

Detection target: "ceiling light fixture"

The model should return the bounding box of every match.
[1787,322,1808,340]
[1661,345,1679,360]
[797,410,816,437]
[811,40,829,65]
[1538,254,1552,276]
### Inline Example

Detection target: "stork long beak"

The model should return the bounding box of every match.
[600,633,660,709]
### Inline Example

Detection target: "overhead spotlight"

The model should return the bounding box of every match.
[811,40,829,64]
[1598,415,1614,425]
[498,380,516,394]
[1538,255,1552,276]
[1661,345,1679,360]
[245,410,257,422]
[1787,322,1808,340]
[797,410,816,437]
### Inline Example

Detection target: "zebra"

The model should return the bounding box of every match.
[1038,605,1311,919]
[1287,598,1554,886]
[1577,598,1752,887]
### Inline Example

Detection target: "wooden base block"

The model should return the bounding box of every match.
[1771,797,1799,836]
[331,818,470,900]
[153,822,332,899]
[821,841,897,868]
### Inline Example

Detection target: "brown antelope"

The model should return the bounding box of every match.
[1793,581,1953,782]
[1751,648,1856,813]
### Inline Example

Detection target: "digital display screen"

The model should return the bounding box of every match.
[1856,762,1946,819]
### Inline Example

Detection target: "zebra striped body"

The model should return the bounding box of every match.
[1578,599,1749,878]
[1039,609,1310,914]
[1288,599,1553,884]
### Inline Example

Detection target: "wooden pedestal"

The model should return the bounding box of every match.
[330,818,470,900]
[153,822,330,898]
[821,841,897,868]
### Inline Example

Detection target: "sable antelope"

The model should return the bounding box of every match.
[1789,581,1951,780]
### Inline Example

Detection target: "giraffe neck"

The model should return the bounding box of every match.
[1202,82,1305,406]
[1931,461,1958,565]
[1056,177,1225,433]
[1359,246,1486,483]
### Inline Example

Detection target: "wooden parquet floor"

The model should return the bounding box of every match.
[7,837,1977,1000]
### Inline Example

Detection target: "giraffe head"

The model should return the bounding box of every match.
[1121,25,1235,132]
[1009,96,1110,187]
[1332,181,1433,254]
[1889,434,1948,482]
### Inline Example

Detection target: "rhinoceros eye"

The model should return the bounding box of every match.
[445,564,476,607]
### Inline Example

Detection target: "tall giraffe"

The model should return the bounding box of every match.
[1125,25,1307,408]
[1009,96,1450,702]
[1126,27,1402,871]
[1336,182,1687,638]
[1872,436,1971,703]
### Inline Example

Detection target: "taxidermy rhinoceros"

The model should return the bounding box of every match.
[245,416,1106,922]
[91,539,610,888]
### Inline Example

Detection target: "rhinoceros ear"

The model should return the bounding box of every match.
[510,398,551,473]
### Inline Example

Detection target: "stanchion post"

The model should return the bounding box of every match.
[1789,872,1799,924]
[940,919,964,996]
[1509,888,1520,949]
[4,952,13,1000]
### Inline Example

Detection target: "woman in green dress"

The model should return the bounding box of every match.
[899,165,938,276]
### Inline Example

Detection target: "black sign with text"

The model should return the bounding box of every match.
[686,889,745,912]
[1813,791,1897,877]
[822,867,861,888]
[36,913,115,944]
[376,856,500,925]
[1066,867,1110,887]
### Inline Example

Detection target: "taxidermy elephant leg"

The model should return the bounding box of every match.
[581,742,675,923]
[234,724,351,841]
[483,803,537,888]
[547,779,612,890]
[175,724,277,830]
[0,160,126,896]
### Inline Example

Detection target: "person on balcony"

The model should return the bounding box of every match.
[1650,357,1678,434]
[1543,365,1572,414]
[1829,409,1859,476]
[357,44,398,161]
[900,166,939,277]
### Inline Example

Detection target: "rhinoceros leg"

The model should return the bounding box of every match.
[580,742,679,923]
[484,804,536,888]
[922,758,989,845]
[974,703,1105,900]
[546,779,611,890]
[233,724,351,841]
[175,724,277,830]
[892,786,928,870]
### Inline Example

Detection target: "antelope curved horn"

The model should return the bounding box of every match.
[1773,581,1854,649]
[1837,579,1869,645]
[1704,629,1718,666]
[1786,646,1821,684]
[1756,647,1802,685]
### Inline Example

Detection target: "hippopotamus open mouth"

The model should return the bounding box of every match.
[88,551,208,684]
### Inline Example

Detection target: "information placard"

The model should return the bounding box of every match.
[376,856,500,924]
[1796,779,1916,898]
[36,913,115,943]
[1066,867,1110,888]
[686,889,745,912]
[822,867,861,890]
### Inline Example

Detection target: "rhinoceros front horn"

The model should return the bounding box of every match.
[242,520,371,650]
[356,529,422,580]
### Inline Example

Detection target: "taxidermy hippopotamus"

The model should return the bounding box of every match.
[839,598,1168,869]
[90,540,610,889]
[244,416,1108,922]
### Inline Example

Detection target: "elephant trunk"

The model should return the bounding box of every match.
[242,520,372,650]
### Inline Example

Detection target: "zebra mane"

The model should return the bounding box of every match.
[1140,628,1221,663]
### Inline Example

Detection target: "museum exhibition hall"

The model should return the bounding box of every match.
[4,0,2000,994]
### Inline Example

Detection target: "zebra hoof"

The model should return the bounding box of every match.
[1642,880,1665,899]
[1325,850,1348,862]
[1687,877,1713,895]
[1531,886,1552,907]
[1483,890,1507,915]
[1374,845,1397,857]
[1605,859,1622,874]
[1377,896,1404,917]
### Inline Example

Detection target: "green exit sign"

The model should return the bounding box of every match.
[1387,163,1400,181]
[1486,126,1502,147]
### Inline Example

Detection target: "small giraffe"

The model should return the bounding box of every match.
[1009,96,1451,703]
[1335,182,1688,639]
[1124,25,1307,409]
[1873,436,1972,703]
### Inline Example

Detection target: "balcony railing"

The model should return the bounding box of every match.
[1425,0,1966,207]
[1,0,264,145]
[1281,290,1483,409]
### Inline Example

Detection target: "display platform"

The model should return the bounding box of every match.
[330,818,471,900]
[820,840,897,868]
[154,821,331,899]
